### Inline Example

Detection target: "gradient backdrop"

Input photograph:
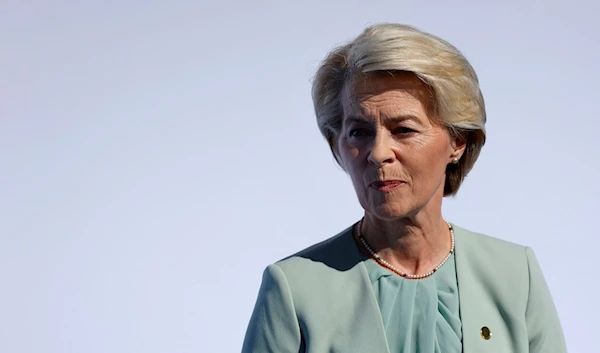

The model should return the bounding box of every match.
[2,1,598,352]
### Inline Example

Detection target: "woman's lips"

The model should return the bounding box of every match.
[370,180,405,192]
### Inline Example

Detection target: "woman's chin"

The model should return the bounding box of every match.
[367,203,414,220]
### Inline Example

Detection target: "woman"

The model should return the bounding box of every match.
[242,23,566,353]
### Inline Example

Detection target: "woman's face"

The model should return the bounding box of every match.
[337,72,464,220]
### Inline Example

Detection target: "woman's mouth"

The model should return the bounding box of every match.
[370,180,405,192]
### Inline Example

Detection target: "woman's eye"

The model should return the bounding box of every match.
[393,127,416,135]
[349,128,367,137]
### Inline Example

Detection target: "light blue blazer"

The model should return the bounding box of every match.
[242,224,567,352]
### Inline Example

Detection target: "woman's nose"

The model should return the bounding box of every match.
[367,131,396,166]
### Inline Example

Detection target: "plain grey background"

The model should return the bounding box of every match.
[2,1,598,352]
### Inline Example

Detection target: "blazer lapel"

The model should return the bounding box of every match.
[351,262,391,353]
[454,225,504,353]
[332,229,391,353]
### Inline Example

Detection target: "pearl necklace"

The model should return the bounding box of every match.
[356,219,455,280]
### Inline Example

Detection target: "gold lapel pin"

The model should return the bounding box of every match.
[480,326,492,340]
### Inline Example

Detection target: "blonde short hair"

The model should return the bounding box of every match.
[312,23,486,196]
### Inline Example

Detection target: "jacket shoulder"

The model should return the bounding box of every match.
[267,225,367,318]
[453,223,528,253]
[274,224,360,271]
[290,225,354,257]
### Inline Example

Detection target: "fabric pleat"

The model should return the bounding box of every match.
[364,253,462,353]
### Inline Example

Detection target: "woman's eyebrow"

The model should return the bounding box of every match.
[345,114,420,124]
[386,115,420,123]
[344,115,370,124]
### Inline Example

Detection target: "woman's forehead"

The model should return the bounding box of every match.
[342,72,434,117]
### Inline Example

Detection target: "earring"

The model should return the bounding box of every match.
[452,157,459,164]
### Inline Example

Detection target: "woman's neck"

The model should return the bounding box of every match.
[361,211,452,276]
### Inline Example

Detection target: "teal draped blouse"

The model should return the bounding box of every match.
[364,253,462,353]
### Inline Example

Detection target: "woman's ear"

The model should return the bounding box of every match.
[449,134,467,164]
